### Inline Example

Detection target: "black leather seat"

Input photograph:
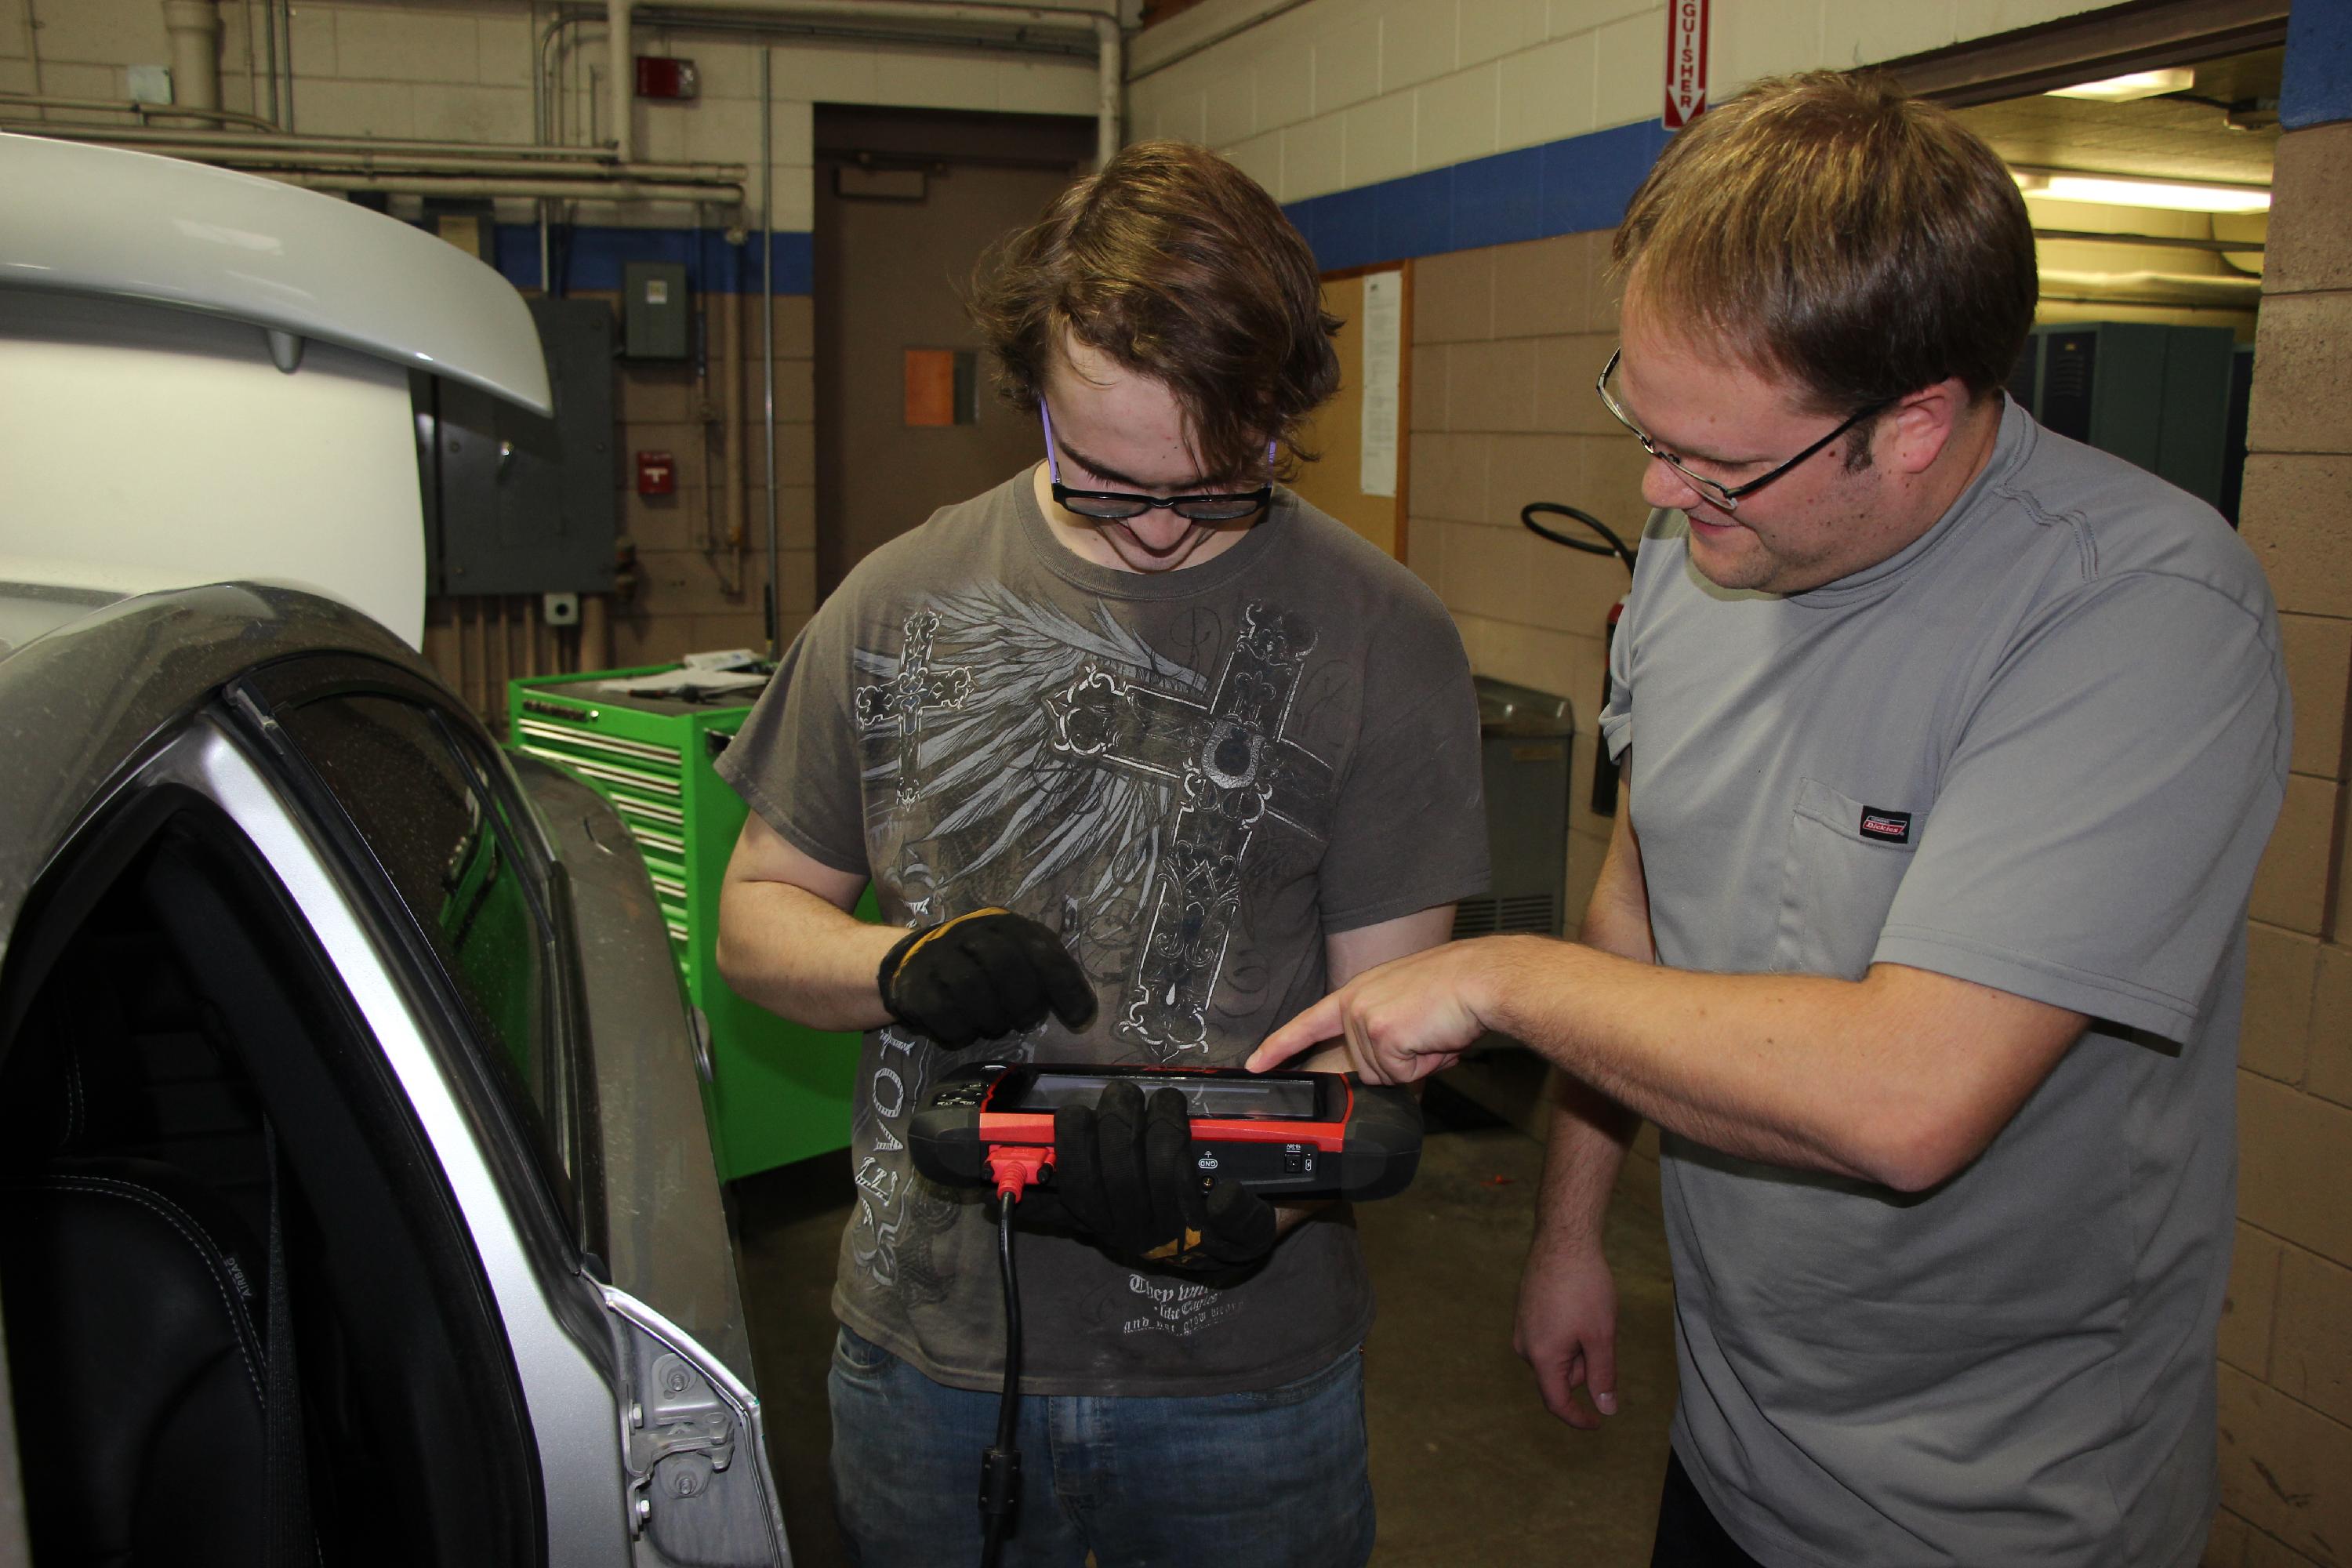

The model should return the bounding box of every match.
[1,1155,272,1566]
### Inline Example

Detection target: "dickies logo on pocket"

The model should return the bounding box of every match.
[1858,808,1912,845]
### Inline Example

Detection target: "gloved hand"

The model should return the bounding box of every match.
[877,907,1096,1047]
[1032,1079,1277,1272]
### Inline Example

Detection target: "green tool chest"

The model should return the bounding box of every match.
[507,667,872,1181]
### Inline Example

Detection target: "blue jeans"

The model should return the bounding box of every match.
[827,1324,1376,1568]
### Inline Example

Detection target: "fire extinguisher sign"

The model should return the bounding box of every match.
[1663,0,1708,129]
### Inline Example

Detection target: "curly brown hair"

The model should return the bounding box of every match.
[969,140,1341,482]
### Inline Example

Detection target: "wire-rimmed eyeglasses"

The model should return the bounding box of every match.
[1040,401,1275,523]
[1595,347,1891,512]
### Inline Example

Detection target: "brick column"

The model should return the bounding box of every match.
[2206,6,2352,1559]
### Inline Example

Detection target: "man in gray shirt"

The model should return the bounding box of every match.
[1254,72,2288,1567]
[719,141,1485,1566]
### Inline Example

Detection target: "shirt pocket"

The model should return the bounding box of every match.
[1770,778,1917,981]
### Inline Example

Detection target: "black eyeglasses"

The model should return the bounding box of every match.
[1040,400,1275,523]
[1596,347,1890,513]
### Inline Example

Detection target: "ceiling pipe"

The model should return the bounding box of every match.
[608,0,633,163]
[161,0,223,128]
[0,90,277,131]
[2,119,639,160]
[3,129,744,183]
[608,0,1123,172]
[254,170,746,202]
[1093,13,1120,165]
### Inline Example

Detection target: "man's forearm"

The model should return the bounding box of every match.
[716,879,901,1031]
[1478,943,2016,1192]
[1534,837,1646,1249]
[1531,1072,1636,1250]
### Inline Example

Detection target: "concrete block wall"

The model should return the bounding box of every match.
[2211,89,2352,1568]
[1127,0,2109,208]
[1407,229,1639,932]
[606,291,818,666]
[1138,0,2114,946]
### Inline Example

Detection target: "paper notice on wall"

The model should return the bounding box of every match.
[1359,270,1403,498]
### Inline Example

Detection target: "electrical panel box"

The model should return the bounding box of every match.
[623,261,690,361]
[2007,321,2237,510]
[416,296,616,595]
[506,670,872,1180]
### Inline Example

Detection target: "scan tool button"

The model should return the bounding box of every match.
[1282,1146,1305,1175]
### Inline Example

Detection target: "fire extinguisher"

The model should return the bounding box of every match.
[1520,503,1635,817]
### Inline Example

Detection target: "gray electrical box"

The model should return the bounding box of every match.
[416,296,617,595]
[2007,321,2237,508]
[622,260,690,361]
[1454,676,1574,941]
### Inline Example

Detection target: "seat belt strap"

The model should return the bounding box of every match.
[263,1121,316,1566]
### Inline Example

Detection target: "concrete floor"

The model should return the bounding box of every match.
[731,1072,1678,1567]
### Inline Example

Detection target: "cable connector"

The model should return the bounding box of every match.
[978,1444,1022,1522]
[986,1144,1052,1205]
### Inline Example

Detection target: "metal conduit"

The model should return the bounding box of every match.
[0,92,278,131]
[0,121,646,161]
[253,172,746,201]
[0,128,746,183]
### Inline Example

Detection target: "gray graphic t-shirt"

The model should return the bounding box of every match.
[720,470,1487,1396]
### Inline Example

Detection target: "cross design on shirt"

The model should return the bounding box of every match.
[856,609,973,803]
[1044,604,1331,1055]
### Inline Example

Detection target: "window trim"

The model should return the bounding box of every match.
[136,717,635,1562]
[224,655,605,1281]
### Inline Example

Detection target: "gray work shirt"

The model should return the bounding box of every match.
[1600,398,2288,1567]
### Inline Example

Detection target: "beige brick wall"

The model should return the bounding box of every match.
[1406,228,1646,945]
[1405,227,1657,1197]
[608,292,818,670]
[2206,115,2352,1568]
[1133,0,2114,205]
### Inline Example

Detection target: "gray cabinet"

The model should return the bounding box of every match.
[419,298,616,595]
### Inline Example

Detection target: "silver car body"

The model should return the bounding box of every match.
[0,129,786,1566]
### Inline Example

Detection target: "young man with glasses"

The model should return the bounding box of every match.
[713,140,1486,1566]
[1254,72,2287,1568]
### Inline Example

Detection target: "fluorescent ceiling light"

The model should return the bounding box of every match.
[2046,68,2195,101]
[2022,172,2270,212]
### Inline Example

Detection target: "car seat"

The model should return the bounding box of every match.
[0,937,314,1568]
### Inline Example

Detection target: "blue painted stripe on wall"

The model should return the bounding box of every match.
[489,223,815,295]
[1287,118,1675,271]
[2281,0,2352,130]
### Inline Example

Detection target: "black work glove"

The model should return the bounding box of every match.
[877,907,1096,1048]
[1032,1080,1277,1272]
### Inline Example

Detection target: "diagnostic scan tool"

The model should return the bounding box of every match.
[909,1061,1425,1202]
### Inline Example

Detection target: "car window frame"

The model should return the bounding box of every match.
[225,653,605,1274]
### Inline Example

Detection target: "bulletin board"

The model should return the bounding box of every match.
[1290,263,1413,561]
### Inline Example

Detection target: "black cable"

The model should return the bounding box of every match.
[978,1195,1023,1568]
[1520,503,1636,575]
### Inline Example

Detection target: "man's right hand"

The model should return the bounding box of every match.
[1513,1235,1620,1430]
[877,907,1097,1047]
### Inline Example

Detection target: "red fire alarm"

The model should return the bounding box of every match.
[635,56,699,100]
[637,451,676,495]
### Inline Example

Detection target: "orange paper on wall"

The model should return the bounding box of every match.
[905,349,956,426]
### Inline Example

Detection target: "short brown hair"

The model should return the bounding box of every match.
[971,140,1340,481]
[1613,71,2036,414]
